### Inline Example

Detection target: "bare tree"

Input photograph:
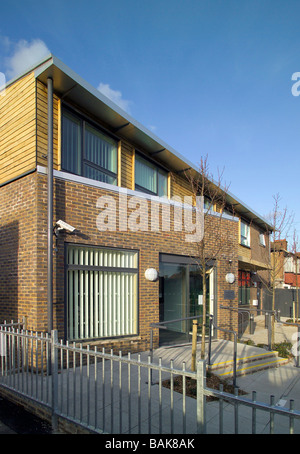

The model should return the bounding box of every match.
[267,194,294,346]
[184,155,231,359]
[269,194,294,301]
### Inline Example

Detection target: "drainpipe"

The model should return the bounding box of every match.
[47,77,53,334]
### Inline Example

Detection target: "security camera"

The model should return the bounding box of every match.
[55,220,76,233]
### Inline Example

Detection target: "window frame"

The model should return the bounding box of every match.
[240,220,251,248]
[259,232,266,247]
[61,106,118,185]
[65,244,139,342]
[135,152,168,197]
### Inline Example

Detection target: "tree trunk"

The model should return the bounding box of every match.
[200,268,206,359]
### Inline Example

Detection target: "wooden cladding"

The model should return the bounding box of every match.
[0,73,36,185]
[1,72,193,202]
[36,80,60,169]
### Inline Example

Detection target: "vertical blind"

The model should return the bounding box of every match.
[85,124,117,176]
[61,109,118,185]
[135,154,168,197]
[67,246,138,341]
[135,155,157,194]
[62,111,82,175]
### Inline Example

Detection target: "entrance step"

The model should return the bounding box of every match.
[208,350,291,379]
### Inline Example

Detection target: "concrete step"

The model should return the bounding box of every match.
[208,350,291,379]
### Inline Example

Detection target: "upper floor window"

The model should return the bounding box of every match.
[240,221,250,247]
[62,109,118,185]
[259,232,266,246]
[204,197,213,211]
[135,154,168,197]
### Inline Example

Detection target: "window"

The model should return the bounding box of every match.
[66,245,138,341]
[240,221,250,247]
[135,154,168,197]
[259,233,266,246]
[204,197,213,211]
[62,109,118,185]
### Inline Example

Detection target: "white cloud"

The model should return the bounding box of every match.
[5,38,50,79]
[148,125,157,132]
[97,82,132,113]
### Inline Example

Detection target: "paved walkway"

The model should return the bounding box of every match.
[0,315,300,434]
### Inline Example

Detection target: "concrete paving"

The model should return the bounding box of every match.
[131,316,300,434]
[0,315,299,434]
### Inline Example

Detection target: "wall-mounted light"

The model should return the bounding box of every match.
[226,272,235,284]
[145,268,159,282]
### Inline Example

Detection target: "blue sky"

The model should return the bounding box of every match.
[1,0,300,246]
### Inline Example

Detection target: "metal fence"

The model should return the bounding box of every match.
[1,321,300,434]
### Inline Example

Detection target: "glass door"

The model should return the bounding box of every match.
[159,257,214,345]
[159,263,188,344]
[188,265,210,336]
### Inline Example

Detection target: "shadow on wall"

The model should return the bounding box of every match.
[0,221,19,323]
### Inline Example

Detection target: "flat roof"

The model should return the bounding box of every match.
[5,53,274,231]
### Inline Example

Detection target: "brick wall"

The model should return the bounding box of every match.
[0,173,38,326]
[0,171,239,351]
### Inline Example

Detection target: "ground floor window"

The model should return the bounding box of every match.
[66,245,138,341]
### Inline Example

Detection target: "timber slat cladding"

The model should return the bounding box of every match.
[36,80,60,169]
[0,74,36,185]
[121,141,133,189]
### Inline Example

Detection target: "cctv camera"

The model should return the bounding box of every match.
[55,220,76,233]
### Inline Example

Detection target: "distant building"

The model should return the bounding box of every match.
[271,240,300,289]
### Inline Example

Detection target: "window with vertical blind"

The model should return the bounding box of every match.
[135,154,168,197]
[62,108,118,185]
[66,245,138,341]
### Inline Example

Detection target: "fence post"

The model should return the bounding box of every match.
[265,312,269,329]
[22,316,28,331]
[233,333,237,388]
[250,313,254,335]
[297,325,300,368]
[208,315,213,366]
[196,360,206,434]
[268,315,272,350]
[51,330,58,433]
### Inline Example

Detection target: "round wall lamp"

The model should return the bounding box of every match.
[225,272,235,284]
[145,268,159,282]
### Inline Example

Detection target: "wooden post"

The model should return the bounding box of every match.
[191,320,198,372]
[293,301,296,323]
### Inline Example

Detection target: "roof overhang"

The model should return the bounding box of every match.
[6,53,274,232]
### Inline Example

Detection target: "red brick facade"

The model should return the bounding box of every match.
[0,170,239,351]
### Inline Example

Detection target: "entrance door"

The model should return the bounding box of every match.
[189,264,210,336]
[159,257,214,345]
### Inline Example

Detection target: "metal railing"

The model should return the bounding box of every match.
[207,314,238,387]
[1,321,300,434]
[150,314,239,386]
[220,305,276,349]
